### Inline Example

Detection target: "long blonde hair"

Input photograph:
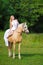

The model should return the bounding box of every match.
[9,15,15,29]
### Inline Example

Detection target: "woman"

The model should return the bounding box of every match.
[4,15,19,45]
[8,15,19,37]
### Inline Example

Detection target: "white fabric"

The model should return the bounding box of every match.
[4,29,10,46]
[11,19,19,31]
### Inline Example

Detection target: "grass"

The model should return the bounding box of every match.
[0,31,43,65]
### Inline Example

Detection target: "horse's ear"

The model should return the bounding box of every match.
[22,23,24,27]
[22,22,26,27]
[24,22,27,25]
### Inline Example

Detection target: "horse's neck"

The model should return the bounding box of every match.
[13,23,23,34]
[16,26,23,35]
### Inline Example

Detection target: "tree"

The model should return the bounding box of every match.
[0,0,43,32]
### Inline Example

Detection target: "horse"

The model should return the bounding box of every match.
[4,22,29,59]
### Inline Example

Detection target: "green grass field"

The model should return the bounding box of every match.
[0,31,43,65]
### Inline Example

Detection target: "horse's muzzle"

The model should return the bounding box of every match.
[25,29,29,34]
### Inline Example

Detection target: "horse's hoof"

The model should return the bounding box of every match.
[8,54,12,57]
[13,56,15,59]
[18,56,21,59]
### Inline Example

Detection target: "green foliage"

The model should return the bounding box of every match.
[0,0,43,31]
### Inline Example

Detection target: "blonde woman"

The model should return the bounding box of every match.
[8,15,19,37]
[4,15,19,46]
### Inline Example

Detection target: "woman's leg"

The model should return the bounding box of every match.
[7,30,14,38]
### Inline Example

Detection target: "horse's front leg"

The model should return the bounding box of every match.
[13,42,16,59]
[18,43,21,59]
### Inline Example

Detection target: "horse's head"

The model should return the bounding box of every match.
[18,22,29,34]
[22,22,29,34]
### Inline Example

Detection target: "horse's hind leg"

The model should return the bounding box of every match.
[13,42,16,59]
[8,42,12,57]
[18,43,21,59]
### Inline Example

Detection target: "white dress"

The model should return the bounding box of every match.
[4,29,10,46]
[11,19,19,31]
[4,19,19,46]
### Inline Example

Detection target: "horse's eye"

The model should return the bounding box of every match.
[25,27,26,28]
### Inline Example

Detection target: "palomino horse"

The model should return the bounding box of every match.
[4,22,29,59]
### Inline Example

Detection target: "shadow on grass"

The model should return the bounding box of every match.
[15,53,43,58]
